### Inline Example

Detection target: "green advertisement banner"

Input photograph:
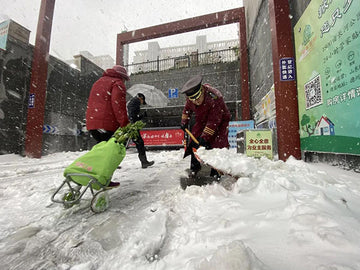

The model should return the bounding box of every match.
[294,0,360,155]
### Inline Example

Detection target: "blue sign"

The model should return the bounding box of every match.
[168,88,178,99]
[228,120,255,149]
[280,57,296,81]
[43,125,58,134]
[28,93,35,108]
[0,20,10,51]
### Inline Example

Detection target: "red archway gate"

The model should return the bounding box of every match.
[116,7,251,121]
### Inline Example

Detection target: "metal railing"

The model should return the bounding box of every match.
[125,47,239,75]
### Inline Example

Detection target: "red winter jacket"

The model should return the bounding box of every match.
[86,68,129,132]
[181,84,231,149]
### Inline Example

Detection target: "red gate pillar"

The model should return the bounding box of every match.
[116,37,124,65]
[268,0,301,161]
[24,0,55,158]
[239,7,251,120]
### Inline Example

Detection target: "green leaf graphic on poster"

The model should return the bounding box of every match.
[294,0,360,155]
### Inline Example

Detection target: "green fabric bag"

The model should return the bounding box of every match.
[64,137,126,190]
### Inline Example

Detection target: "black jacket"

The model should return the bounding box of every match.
[127,97,143,123]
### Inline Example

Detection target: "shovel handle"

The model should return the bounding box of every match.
[184,128,199,145]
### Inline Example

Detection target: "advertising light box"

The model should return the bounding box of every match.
[294,0,360,155]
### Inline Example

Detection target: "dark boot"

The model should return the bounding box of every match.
[210,168,221,181]
[189,153,201,177]
[139,154,154,169]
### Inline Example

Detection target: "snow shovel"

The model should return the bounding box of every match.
[184,128,236,179]
[183,128,199,158]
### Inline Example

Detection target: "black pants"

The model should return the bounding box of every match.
[133,130,146,156]
[89,129,114,143]
[189,146,220,178]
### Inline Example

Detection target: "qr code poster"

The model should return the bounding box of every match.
[304,74,323,110]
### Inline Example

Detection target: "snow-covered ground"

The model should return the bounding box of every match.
[0,147,359,270]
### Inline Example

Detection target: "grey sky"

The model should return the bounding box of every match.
[0,0,243,62]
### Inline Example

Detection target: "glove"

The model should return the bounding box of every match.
[188,140,199,150]
[197,137,211,150]
[180,124,187,131]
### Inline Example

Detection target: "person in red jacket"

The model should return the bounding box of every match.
[180,74,231,179]
[86,65,130,143]
[85,65,130,187]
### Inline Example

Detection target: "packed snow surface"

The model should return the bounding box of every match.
[0,148,360,270]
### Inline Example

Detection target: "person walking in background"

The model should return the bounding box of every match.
[86,65,130,143]
[180,74,231,179]
[127,93,154,168]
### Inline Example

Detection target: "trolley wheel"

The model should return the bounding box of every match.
[90,190,110,213]
[62,190,81,208]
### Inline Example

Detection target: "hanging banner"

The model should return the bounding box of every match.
[294,0,360,155]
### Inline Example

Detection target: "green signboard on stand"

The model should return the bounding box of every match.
[294,0,360,155]
[245,130,273,160]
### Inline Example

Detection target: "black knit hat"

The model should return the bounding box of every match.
[181,75,203,97]
[137,93,146,105]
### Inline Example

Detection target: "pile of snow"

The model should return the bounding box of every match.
[0,148,360,270]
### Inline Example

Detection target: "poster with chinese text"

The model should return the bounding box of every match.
[294,0,360,155]
[245,130,273,160]
[228,120,255,148]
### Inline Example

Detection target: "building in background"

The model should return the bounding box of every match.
[128,35,239,74]
[66,35,237,72]
[132,35,239,64]
[67,51,115,71]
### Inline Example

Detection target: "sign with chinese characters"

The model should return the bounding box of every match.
[254,84,276,127]
[0,20,9,51]
[168,88,178,99]
[280,57,296,81]
[245,130,273,160]
[228,120,254,149]
[135,128,183,147]
[294,0,360,155]
[28,93,35,108]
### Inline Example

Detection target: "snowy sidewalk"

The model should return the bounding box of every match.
[0,149,360,270]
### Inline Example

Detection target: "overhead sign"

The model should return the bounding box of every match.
[294,0,360,155]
